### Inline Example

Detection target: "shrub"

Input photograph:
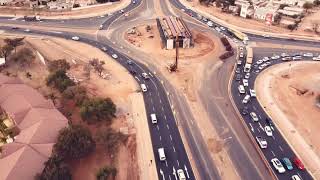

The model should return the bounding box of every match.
[96,166,117,180]
[48,59,70,72]
[80,98,116,124]
[96,128,128,153]
[46,69,75,92]
[53,125,95,160]
[9,47,35,66]
[62,85,88,106]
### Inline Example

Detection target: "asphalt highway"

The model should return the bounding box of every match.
[231,48,317,180]
[0,0,196,179]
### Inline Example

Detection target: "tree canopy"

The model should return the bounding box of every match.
[46,69,75,92]
[80,98,116,124]
[96,166,117,180]
[48,59,71,72]
[53,125,95,160]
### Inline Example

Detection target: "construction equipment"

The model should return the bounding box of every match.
[169,36,179,72]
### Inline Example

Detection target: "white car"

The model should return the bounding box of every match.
[112,54,118,59]
[119,9,124,13]
[271,158,286,174]
[215,27,221,32]
[256,136,267,149]
[312,57,320,61]
[293,56,302,60]
[243,79,249,86]
[242,95,250,104]
[256,59,263,65]
[291,175,302,180]
[265,126,273,136]
[249,89,256,97]
[263,57,270,62]
[24,29,30,32]
[239,46,244,51]
[237,60,242,65]
[238,85,245,94]
[271,55,280,60]
[141,72,150,79]
[220,26,226,31]
[250,112,259,122]
[177,169,186,180]
[239,52,244,58]
[207,21,213,27]
[72,36,80,41]
[101,47,107,51]
[303,52,313,57]
[244,73,250,79]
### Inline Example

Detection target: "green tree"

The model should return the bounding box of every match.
[46,69,75,92]
[96,166,117,180]
[4,37,24,54]
[303,2,313,12]
[53,125,95,160]
[62,85,88,106]
[80,98,116,124]
[0,44,14,58]
[9,47,35,66]
[96,128,128,153]
[48,59,71,72]
[36,155,72,180]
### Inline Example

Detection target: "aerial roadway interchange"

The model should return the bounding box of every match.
[0,0,319,179]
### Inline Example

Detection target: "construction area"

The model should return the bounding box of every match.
[156,16,193,50]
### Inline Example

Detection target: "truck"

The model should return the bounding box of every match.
[24,15,41,21]
[244,47,253,72]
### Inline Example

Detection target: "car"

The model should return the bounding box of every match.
[239,46,244,51]
[262,34,270,38]
[236,67,241,73]
[238,85,245,94]
[265,118,274,130]
[250,112,259,122]
[292,52,302,57]
[293,56,302,60]
[236,74,242,81]
[129,69,137,75]
[244,73,250,79]
[249,89,256,97]
[282,57,292,61]
[150,113,157,124]
[242,95,250,104]
[293,157,305,170]
[71,36,79,41]
[24,29,30,32]
[271,55,280,60]
[243,79,249,86]
[271,158,286,173]
[241,106,249,115]
[215,27,221,32]
[258,65,264,70]
[119,9,124,13]
[303,52,313,57]
[256,136,267,149]
[111,54,118,59]
[263,57,270,62]
[312,57,320,61]
[239,52,244,58]
[207,21,213,27]
[142,72,150,79]
[265,61,271,66]
[254,69,260,73]
[132,0,136,4]
[181,8,185,12]
[237,60,242,65]
[140,84,147,92]
[101,47,107,51]
[265,126,272,136]
[220,27,226,31]
[282,157,293,170]
[127,60,133,65]
[11,27,19,29]
[256,59,263,64]
[202,17,208,22]
[177,169,186,180]
[291,175,302,180]
[99,25,103,30]
[158,148,165,161]
[281,52,289,57]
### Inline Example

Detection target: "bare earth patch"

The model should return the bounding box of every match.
[255,61,320,179]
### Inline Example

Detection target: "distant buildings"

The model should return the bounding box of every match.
[156,16,193,50]
[0,0,12,5]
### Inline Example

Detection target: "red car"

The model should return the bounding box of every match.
[293,157,305,170]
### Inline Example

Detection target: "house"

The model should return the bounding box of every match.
[0,75,68,180]
[0,57,5,67]
[279,16,297,27]
[254,6,278,21]
[0,0,12,5]
[240,4,254,18]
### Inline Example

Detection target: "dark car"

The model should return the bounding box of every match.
[282,158,293,170]
[265,118,274,130]
[236,67,241,73]
[241,106,249,115]
[127,60,133,65]
[293,157,305,170]
[236,74,242,81]
[129,69,137,75]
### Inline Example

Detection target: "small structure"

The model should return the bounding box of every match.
[0,57,5,67]
[156,16,193,50]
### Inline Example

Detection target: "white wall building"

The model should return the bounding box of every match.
[0,0,12,5]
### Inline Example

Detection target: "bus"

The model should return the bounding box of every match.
[244,47,253,73]
[228,28,249,42]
